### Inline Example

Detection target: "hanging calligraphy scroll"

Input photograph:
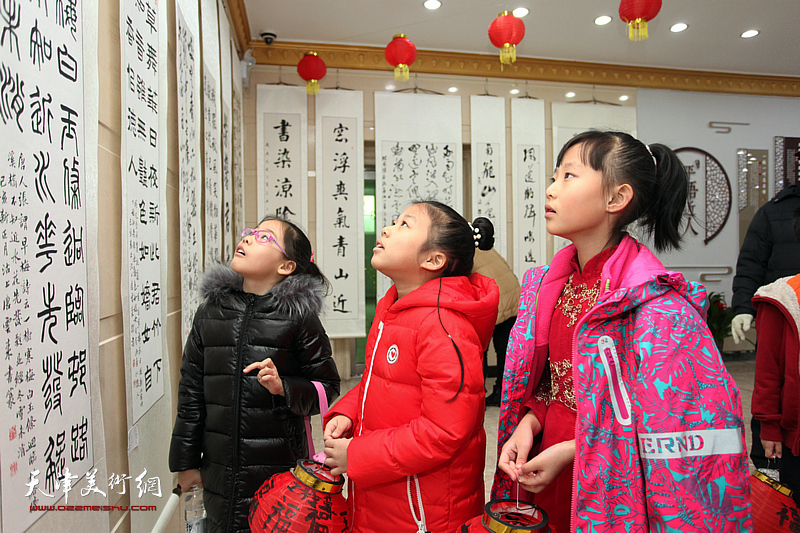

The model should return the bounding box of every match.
[231,40,244,240]
[470,96,507,259]
[176,0,203,342]
[374,92,463,298]
[218,3,233,261]
[257,85,308,228]
[1,0,99,527]
[201,0,221,267]
[121,0,166,422]
[510,98,547,281]
[315,90,365,338]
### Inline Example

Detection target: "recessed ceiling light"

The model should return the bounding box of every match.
[423,0,441,9]
[509,88,520,95]
[385,84,396,90]
[670,22,688,33]
[448,86,458,93]
[595,15,612,26]
[369,126,374,130]
[741,29,759,38]
[512,7,529,17]
[619,95,629,101]
[565,92,576,98]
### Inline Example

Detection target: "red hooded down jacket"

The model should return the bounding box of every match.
[324,273,498,532]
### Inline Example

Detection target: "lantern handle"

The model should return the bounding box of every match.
[304,381,330,463]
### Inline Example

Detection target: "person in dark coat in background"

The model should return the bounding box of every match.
[169,216,340,533]
[732,182,800,470]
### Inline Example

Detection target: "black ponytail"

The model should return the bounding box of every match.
[556,130,688,252]
[258,215,331,294]
[643,144,689,252]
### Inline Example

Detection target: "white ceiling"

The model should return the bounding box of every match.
[244,0,800,77]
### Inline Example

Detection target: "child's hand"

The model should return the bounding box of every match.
[243,358,284,396]
[517,439,575,494]
[498,411,541,481]
[324,415,353,440]
[177,469,202,491]
[762,439,783,459]
[323,437,351,476]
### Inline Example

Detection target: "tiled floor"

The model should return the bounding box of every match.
[315,357,756,503]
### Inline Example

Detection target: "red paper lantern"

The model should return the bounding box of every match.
[384,34,417,81]
[488,11,526,66]
[618,0,662,41]
[460,499,556,532]
[249,460,349,532]
[297,52,326,95]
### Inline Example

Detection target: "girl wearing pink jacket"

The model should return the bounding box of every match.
[494,131,752,532]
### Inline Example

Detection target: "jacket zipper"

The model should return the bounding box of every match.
[350,320,384,521]
[226,293,255,531]
[569,276,611,533]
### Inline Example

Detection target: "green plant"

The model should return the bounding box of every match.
[706,292,734,351]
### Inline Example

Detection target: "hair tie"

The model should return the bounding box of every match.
[645,144,657,168]
[310,250,315,263]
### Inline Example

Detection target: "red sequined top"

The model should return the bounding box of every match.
[528,245,617,414]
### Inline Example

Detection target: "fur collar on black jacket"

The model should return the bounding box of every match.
[200,263,325,319]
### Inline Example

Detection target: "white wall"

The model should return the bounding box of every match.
[637,89,800,300]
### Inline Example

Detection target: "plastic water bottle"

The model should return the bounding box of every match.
[184,485,206,533]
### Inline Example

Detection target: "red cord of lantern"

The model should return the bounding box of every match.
[297,52,327,95]
[618,0,662,41]
[384,34,417,81]
[488,11,525,66]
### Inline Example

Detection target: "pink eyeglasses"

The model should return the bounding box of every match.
[240,227,288,257]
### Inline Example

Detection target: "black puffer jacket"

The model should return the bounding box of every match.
[169,265,340,533]
[732,184,800,316]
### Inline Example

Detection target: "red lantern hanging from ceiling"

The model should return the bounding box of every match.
[488,11,525,66]
[618,0,662,41]
[384,34,417,81]
[297,52,327,95]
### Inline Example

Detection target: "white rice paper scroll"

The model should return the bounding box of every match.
[374,92,463,298]
[256,85,308,229]
[315,90,366,338]
[511,98,548,280]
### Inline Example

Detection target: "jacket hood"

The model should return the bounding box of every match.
[754,274,800,327]
[384,273,500,348]
[552,234,708,319]
[200,263,325,318]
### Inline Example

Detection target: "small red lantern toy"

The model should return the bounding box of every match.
[384,34,417,81]
[618,0,662,41]
[460,499,556,532]
[297,52,327,95]
[249,459,349,532]
[488,11,526,66]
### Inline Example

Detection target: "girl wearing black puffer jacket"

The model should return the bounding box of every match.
[169,216,340,533]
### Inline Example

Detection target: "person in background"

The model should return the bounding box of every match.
[471,223,521,407]
[751,207,800,493]
[322,201,499,532]
[494,130,752,532]
[732,179,800,472]
[169,216,340,533]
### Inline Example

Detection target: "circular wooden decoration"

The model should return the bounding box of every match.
[675,147,732,245]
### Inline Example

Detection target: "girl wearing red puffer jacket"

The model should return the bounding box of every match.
[323,201,499,532]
